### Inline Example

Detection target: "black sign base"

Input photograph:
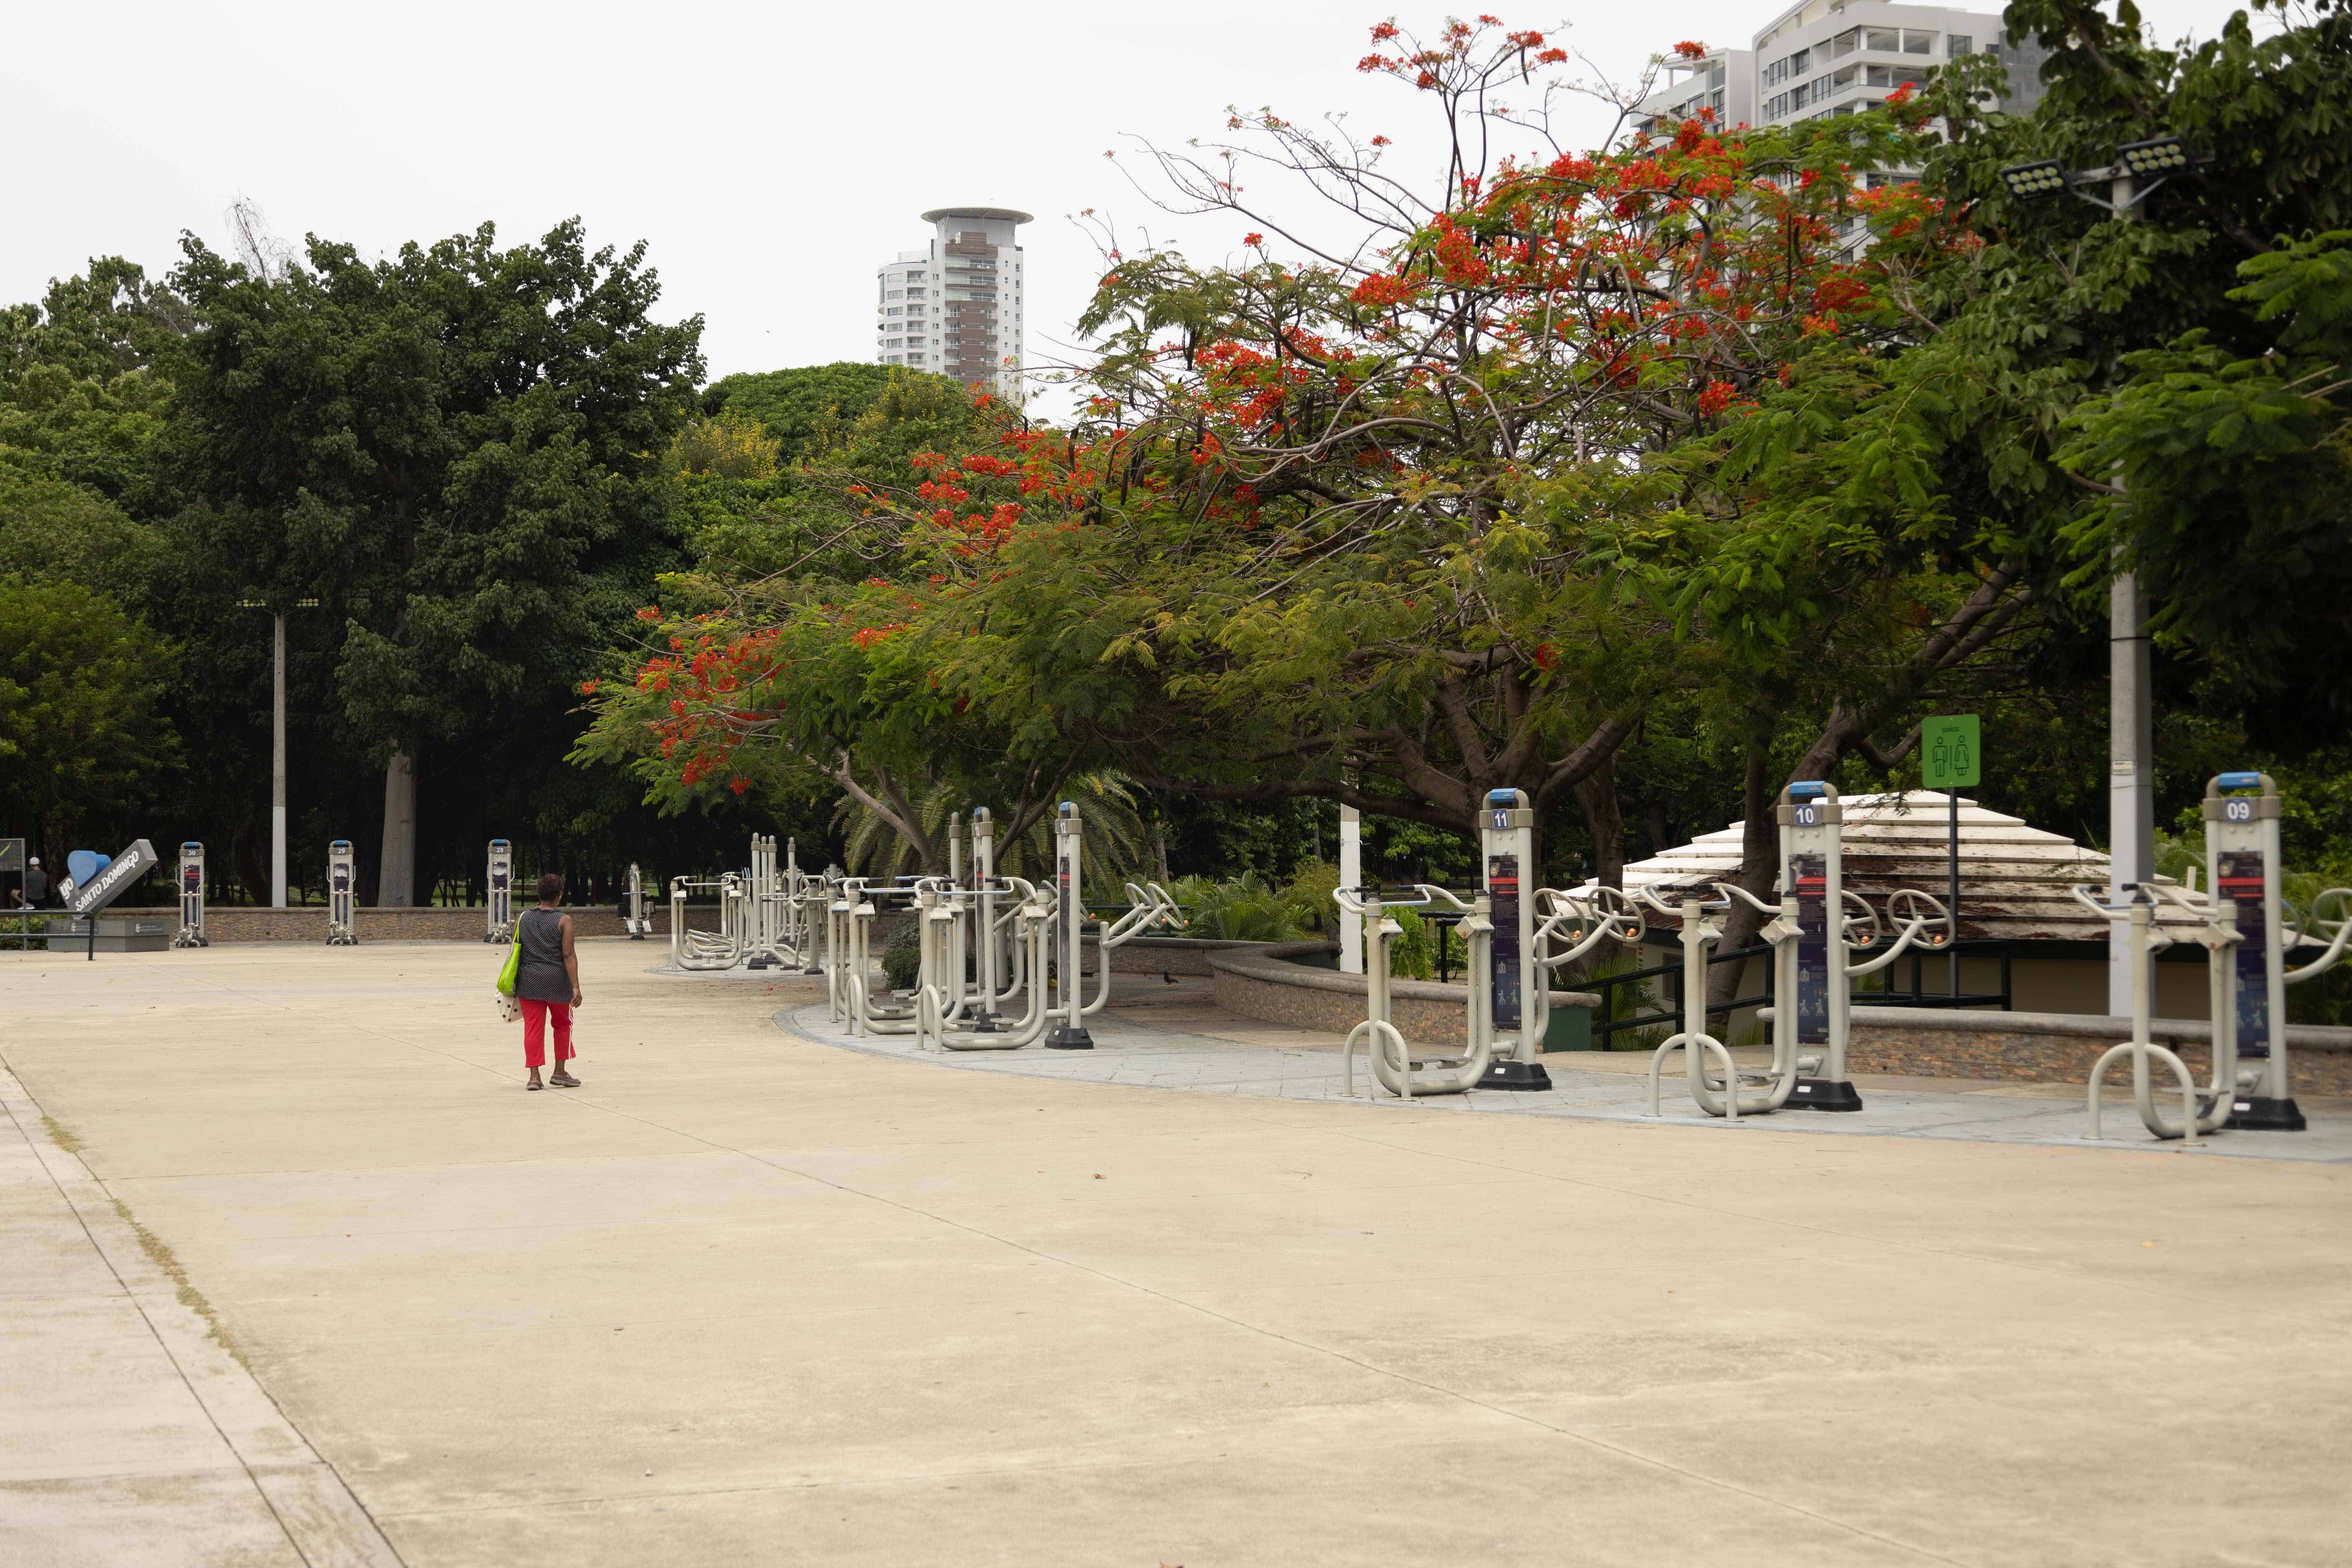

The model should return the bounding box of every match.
[2227,1095,2306,1132]
[1790,1077,1864,1112]
[1044,1025,1095,1051]
[1477,1059,1553,1091]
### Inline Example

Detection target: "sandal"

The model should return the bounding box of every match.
[550,1072,581,1088]
[526,1080,544,1091]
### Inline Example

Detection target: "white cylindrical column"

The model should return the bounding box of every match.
[1338,805,1363,975]
[271,612,288,909]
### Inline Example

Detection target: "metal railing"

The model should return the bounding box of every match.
[1585,936,2014,1051]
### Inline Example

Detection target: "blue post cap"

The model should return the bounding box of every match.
[1058,801,1076,815]
[2216,771,2263,791]
[1485,788,1526,806]
[1787,781,1829,799]
[490,838,510,848]
[330,839,352,851]
[182,841,201,851]
[972,806,990,820]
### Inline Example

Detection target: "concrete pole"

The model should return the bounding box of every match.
[1338,805,1363,975]
[2106,170,2154,1016]
[271,611,288,910]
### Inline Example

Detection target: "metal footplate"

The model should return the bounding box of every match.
[2227,1094,2305,1132]
[1790,1076,1864,1111]
[1477,1059,1553,1091]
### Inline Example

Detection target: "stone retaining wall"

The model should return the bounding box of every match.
[84,906,709,943]
[1089,936,1271,977]
[1207,941,1598,1047]
[1762,1006,2352,1096]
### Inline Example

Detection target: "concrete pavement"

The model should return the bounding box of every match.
[0,1057,398,1566]
[2,940,2348,1566]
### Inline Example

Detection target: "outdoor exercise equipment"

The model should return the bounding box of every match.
[745,835,784,968]
[1040,802,1186,1049]
[2073,881,2221,1143]
[1635,886,1752,1118]
[1728,782,1953,1114]
[667,872,746,970]
[793,865,833,975]
[485,839,515,944]
[966,809,1005,1030]
[2205,771,2352,1132]
[1045,803,1093,1049]
[1476,788,1550,1090]
[622,863,653,940]
[915,874,1065,1050]
[1331,884,1492,1099]
[1644,782,1952,1121]
[326,841,357,944]
[1529,883,1644,1022]
[172,842,208,948]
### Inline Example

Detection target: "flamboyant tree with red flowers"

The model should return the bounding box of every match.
[581,16,2022,878]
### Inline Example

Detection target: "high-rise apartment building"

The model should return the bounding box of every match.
[874,206,1030,397]
[1635,2,2047,141]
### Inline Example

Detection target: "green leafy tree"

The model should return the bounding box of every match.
[163,218,703,902]
[701,362,909,462]
[0,578,178,866]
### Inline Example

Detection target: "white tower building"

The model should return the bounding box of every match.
[874,206,1031,398]
[1634,2,2047,141]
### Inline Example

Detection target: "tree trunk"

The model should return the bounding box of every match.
[1574,756,1625,891]
[1707,737,1778,1013]
[231,819,269,906]
[378,749,417,907]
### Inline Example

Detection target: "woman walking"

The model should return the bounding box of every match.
[516,872,582,1090]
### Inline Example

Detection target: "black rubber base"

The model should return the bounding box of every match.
[1789,1077,1864,1112]
[966,1009,1001,1034]
[2226,1095,2307,1132]
[1477,1059,1553,1091]
[746,955,775,969]
[1044,1025,1096,1051]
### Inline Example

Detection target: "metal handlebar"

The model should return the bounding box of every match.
[2287,886,2352,982]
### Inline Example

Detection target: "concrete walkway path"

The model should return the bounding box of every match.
[0,1059,398,1566]
[2,942,2348,1566]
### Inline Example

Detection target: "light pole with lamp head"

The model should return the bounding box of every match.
[238,597,319,908]
[1998,134,2194,1016]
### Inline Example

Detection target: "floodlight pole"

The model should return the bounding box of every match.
[2106,169,2154,1016]
[241,594,318,910]
[1999,142,2192,1013]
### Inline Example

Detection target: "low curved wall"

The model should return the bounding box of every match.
[1760,1006,2352,1095]
[1207,940,1599,1046]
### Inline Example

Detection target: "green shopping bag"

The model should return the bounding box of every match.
[496,928,522,997]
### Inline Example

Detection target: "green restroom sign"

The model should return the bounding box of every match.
[1922,715,1981,790]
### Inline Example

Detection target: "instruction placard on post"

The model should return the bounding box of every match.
[1923,715,1981,791]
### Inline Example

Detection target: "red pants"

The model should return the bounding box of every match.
[520,1000,575,1069]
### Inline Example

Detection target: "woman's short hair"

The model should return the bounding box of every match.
[536,871,565,902]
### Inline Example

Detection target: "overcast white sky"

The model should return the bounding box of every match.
[4,0,2257,400]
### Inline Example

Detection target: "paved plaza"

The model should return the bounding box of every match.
[3,940,2350,1566]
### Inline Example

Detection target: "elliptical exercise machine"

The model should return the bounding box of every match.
[325,840,358,945]
[1644,781,1948,1120]
[172,842,208,948]
[2078,770,2352,1143]
[485,839,515,944]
